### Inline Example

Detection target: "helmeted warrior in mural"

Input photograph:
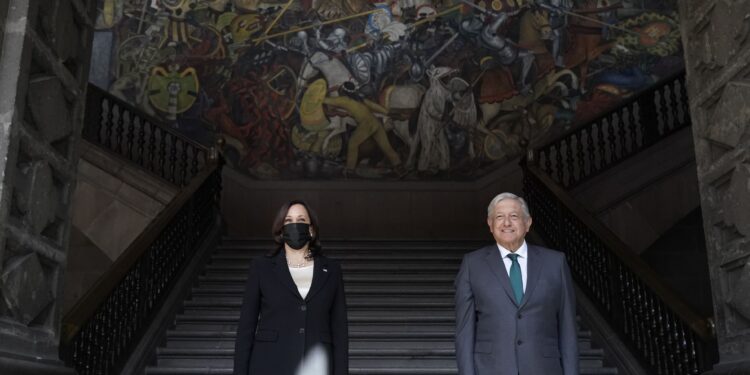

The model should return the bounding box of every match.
[458,2,536,94]
[534,0,574,67]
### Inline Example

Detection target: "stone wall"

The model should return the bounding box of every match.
[221,159,524,240]
[677,0,750,372]
[0,0,97,372]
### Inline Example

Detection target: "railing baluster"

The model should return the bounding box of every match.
[105,103,115,150]
[576,129,587,186]
[115,106,125,156]
[125,112,134,160]
[190,145,200,179]
[659,86,670,135]
[169,137,178,184]
[180,139,189,185]
[554,145,564,185]
[136,116,145,166]
[159,128,167,181]
[582,128,594,178]
[542,149,552,176]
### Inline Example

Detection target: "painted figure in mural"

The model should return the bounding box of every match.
[347,42,406,96]
[323,82,405,177]
[413,66,476,174]
[379,83,427,169]
[414,66,454,173]
[234,200,348,375]
[296,28,360,156]
[534,0,574,67]
[459,2,535,94]
[475,6,561,133]
[560,0,618,91]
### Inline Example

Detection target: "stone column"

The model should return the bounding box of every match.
[677,1,750,373]
[0,0,95,373]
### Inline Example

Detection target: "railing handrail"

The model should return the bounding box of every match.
[61,158,220,342]
[524,160,714,340]
[538,69,686,150]
[87,84,209,153]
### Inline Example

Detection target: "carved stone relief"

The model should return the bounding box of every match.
[686,1,750,89]
[725,261,750,324]
[707,82,750,151]
[15,160,58,235]
[0,253,53,325]
[724,163,750,238]
[27,76,73,144]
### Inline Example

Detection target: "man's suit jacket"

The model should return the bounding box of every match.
[234,252,348,375]
[454,244,578,375]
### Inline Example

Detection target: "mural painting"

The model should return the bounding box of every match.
[91,0,683,180]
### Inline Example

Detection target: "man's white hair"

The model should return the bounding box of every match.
[487,192,531,218]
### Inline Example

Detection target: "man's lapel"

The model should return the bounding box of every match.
[485,246,518,306]
[305,256,331,301]
[519,245,543,308]
[271,252,303,300]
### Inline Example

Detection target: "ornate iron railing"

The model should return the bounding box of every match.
[536,71,690,188]
[522,166,715,374]
[61,161,222,375]
[83,84,209,186]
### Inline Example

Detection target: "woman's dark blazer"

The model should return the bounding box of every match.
[233,251,348,375]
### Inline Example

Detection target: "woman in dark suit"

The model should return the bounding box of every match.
[234,200,348,375]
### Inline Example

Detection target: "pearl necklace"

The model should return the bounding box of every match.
[286,249,312,268]
[288,258,311,268]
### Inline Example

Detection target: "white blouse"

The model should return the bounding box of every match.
[289,264,314,299]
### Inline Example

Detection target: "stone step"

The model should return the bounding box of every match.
[146,366,618,375]
[175,311,457,324]
[155,348,606,367]
[198,274,457,285]
[204,263,460,273]
[164,339,458,350]
[215,240,486,252]
[211,253,465,262]
[183,296,455,309]
[163,331,594,351]
[171,322,458,333]
[165,328,593,339]
[156,347,609,360]
[190,285,455,297]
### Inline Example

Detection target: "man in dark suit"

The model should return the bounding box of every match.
[455,192,578,375]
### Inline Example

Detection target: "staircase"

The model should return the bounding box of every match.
[144,239,619,374]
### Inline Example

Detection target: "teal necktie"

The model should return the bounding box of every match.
[507,253,524,304]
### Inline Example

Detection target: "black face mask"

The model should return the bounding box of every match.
[282,223,312,250]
